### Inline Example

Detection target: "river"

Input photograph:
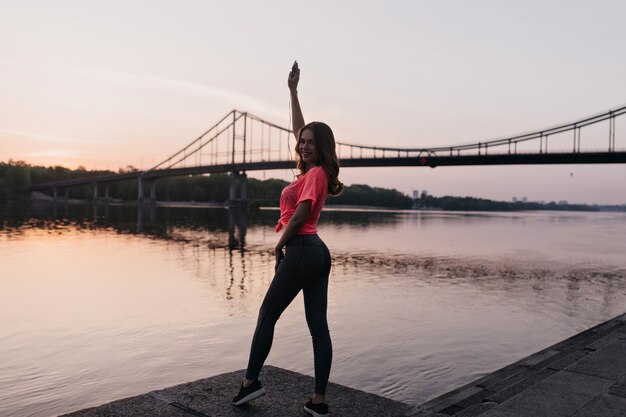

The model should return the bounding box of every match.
[1,203,625,417]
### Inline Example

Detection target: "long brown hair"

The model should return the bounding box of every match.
[295,121,343,196]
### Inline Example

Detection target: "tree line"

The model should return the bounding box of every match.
[0,161,413,208]
[4,161,624,211]
[417,194,626,212]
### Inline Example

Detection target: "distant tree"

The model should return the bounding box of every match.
[329,184,413,208]
[248,178,289,204]
[119,165,140,173]
[0,177,6,201]
[3,162,32,196]
[190,186,207,201]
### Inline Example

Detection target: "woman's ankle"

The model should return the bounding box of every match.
[311,393,326,404]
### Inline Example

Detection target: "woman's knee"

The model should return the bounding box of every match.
[307,319,330,336]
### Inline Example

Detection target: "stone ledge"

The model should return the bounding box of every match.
[416,312,626,417]
[60,365,412,417]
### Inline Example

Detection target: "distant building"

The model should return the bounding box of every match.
[512,197,518,203]
[420,190,428,199]
[413,190,420,199]
[522,197,527,203]
[558,200,568,205]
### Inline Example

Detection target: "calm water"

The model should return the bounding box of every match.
[1,203,626,417]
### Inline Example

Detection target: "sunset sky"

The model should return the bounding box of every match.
[1,0,625,204]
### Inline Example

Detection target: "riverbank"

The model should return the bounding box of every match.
[4,194,626,214]
[412,312,626,416]
[417,194,626,213]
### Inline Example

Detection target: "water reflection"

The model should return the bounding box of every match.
[3,202,624,315]
[1,202,406,250]
[228,206,248,250]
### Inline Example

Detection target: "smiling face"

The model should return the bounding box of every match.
[299,128,318,169]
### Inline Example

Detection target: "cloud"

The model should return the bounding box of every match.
[66,67,285,119]
[0,128,69,143]
[27,149,84,159]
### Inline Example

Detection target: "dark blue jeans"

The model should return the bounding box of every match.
[245,234,332,395]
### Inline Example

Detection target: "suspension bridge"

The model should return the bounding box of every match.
[32,104,626,204]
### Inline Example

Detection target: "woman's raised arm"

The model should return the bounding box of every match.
[288,67,305,139]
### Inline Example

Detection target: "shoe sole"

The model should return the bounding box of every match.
[232,387,266,406]
[304,405,328,417]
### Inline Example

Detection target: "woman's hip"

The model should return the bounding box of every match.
[283,234,330,272]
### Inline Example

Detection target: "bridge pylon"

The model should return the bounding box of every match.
[137,176,157,205]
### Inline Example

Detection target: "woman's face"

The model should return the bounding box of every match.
[299,129,318,167]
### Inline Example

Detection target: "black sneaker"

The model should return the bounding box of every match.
[232,380,266,406]
[304,399,329,416]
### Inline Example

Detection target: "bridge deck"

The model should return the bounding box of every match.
[31,151,626,191]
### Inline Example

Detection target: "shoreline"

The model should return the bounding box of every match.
[2,196,625,214]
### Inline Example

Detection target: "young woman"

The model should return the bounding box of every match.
[232,66,342,416]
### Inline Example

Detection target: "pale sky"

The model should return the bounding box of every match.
[1,0,625,204]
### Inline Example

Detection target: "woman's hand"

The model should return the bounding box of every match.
[288,67,300,93]
[288,66,304,135]
[274,247,285,272]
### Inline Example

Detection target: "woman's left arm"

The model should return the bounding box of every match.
[274,200,312,271]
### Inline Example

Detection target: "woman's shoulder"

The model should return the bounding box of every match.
[309,165,327,178]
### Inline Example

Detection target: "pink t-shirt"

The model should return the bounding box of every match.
[275,166,329,234]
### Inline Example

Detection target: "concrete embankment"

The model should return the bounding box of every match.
[411,312,626,417]
[60,366,410,417]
